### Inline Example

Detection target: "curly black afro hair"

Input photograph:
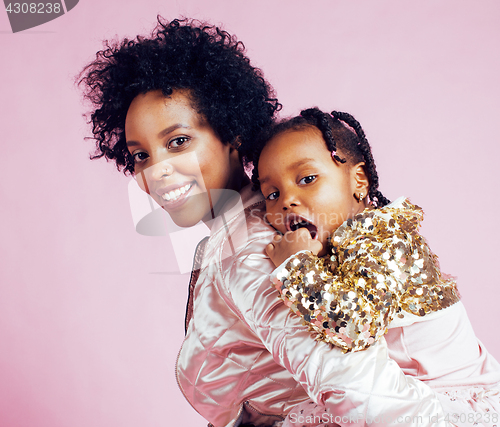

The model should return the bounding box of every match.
[250,108,390,208]
[79,17,280,174]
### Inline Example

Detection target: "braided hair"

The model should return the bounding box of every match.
[250,108,390,208]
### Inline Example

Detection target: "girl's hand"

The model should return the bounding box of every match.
[266,228,323,267]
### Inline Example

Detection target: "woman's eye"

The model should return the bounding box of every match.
[299,175,316,185]
[168,136,190,149]
[266,191,279,201]
[132,152,149,164]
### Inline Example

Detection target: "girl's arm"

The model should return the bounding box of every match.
[271,239,395,353]
[271,204,459,353]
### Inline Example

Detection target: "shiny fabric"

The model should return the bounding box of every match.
[271,198,500,426]
[272,198,460,352]
[176,187,452,427]
[387,301,500,427]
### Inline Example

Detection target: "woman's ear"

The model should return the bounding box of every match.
[351,162,369,195]
[228,136,244,169]
[230,136,242,151]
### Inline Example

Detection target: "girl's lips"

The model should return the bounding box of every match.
[285,213,318,239]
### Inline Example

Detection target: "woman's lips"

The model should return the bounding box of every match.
[155,182,194,209]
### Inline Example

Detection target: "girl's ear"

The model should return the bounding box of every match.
[351,162,369,195]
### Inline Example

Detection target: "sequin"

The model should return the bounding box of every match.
[271,199,460,353]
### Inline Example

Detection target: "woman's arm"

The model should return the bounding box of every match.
[219,212,452,426]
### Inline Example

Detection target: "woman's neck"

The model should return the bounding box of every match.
[202,164,250,228]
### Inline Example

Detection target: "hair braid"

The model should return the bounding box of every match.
[330,111,390,207]
[300,109,346,164]
[251,107,390,208]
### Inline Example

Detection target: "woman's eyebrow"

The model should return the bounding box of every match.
[126,124,191,147]
[158,123,191,138]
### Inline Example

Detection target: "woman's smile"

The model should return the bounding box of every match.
[125,89,243,227]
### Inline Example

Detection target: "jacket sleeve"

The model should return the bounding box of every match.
[271,204,460,354]
[218,218,452,426]
[271,244,396,353]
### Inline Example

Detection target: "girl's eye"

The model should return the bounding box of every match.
[168,136,190,149]
[299,175,316,185]
[266,191,279,201]
[132,152,149,164]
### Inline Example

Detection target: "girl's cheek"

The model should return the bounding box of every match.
[267,212,286,230]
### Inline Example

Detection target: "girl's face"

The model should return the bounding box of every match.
[125,89,241,227]
[258,126,369,251]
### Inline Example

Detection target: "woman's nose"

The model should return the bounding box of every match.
[148,158,174,181]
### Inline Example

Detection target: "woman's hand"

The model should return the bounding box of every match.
[266,228,323,267]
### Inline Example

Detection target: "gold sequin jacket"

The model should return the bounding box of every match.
[272,197,460,353]
[176,188,451,427]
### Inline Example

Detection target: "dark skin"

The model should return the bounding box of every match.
[125,89,249,228]
[258,127,369,267]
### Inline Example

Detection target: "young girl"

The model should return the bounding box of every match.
[253,108,500,427]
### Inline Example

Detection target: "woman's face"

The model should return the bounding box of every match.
[125,89,240,227]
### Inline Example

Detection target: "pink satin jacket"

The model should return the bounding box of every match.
[175,186,451,427]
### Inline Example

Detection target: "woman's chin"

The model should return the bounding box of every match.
[164,202,212,228]
[165,209,202,228]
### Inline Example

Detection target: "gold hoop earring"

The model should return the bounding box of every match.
[354,193,364,203]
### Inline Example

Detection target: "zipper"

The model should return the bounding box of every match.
[184,236,209,333]
[176,236,210,416]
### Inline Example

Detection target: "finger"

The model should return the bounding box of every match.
[265,243,275,257]
[295,227,313,241]
[311,240,323,254]
[273,233,283,242]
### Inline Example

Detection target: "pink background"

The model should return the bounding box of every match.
[1,1,499,426]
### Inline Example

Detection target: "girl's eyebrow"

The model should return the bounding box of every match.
[287,158,316,170]
[126,124,191,147]
[259,158,316,185]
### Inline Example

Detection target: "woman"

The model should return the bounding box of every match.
[80,17,452,427]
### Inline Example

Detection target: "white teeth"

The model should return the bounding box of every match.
[161,183,192,202]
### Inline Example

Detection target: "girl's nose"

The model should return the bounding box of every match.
[281,191,299,211]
